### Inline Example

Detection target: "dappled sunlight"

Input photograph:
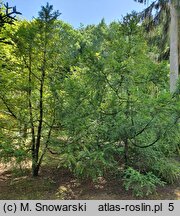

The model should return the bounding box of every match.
[174,188,180,200]
[0,162,180,200]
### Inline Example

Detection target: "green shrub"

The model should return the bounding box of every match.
[123,167,165,197]
[59,142,122,181]
[152,159,180,184]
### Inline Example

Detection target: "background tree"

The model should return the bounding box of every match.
[134,0,180,93]
[0,1,21,43]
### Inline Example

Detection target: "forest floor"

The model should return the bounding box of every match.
[0,161,180,200]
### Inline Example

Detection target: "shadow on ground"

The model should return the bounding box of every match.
[0,163,180,200]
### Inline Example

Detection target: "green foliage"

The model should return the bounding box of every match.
[0,1,21,34]
[58,14,177,181]
[0,3,179,198]
[123,167,165,197]
[59,142,123,181]
[152,159,180,184]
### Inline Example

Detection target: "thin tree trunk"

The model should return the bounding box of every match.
[26,54,37,176]
[124,139,128,166]
[34,71,44,170]
[170,1,179,93]
[33,41,47,177]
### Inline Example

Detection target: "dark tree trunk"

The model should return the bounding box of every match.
[32,161,40,177]
[124,139,128,166]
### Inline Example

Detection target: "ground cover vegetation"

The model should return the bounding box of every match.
[0,1,180,198]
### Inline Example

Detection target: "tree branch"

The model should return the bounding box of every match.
[0,96,17,119]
